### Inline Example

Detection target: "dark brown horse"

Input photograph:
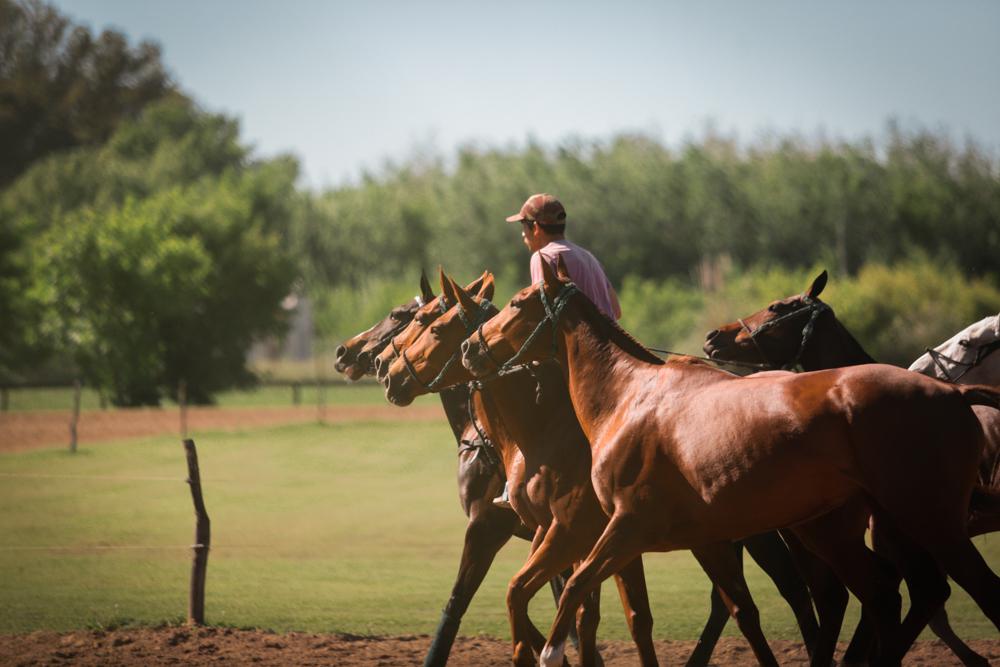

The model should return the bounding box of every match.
[704,270,1000,667]
[381,270,658,666]
[334,271,544,667]
[462,258,1000,667]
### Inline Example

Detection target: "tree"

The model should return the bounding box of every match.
[0,0,173,189]
[42,175,297,406]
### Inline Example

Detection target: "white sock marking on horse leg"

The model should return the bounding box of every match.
[540,641,565,667]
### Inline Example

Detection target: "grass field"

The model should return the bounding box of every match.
[2,381,386,412]
[1,418,998,642]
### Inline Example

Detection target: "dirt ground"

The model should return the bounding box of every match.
[0,404,444,453]
[1,627,997,666]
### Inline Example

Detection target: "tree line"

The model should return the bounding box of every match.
[2,0,998,404]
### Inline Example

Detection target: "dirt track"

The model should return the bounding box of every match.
[2,627,997,666]
[0,405,445,453]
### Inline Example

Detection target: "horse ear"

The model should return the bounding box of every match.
[449,273,477,312]
[440,267,457,305]
[540,256,560,287]
[805,270,828,299]
[464,270,487,296]
[555,255,572,282]
[476,272,495,301]
[419,269,435,302]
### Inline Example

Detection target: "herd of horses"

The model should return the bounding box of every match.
[333,264,1000,667]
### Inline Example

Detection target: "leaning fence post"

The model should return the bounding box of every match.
[184,438,211,625]
[179,380,188,439]
[69,380,81,453]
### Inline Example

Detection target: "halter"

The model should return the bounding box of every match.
[385,296,452,367]
[472,282,579,390]
[399,297,494,392]
[738,295,831,370]
[924,338,1000,383]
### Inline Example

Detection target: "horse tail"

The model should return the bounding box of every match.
[969,486,1000,537]
[956,384,1000,410]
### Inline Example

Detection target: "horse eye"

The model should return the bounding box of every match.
[959,339,970,347]
[430,325,441,337]
[767,304,778,313]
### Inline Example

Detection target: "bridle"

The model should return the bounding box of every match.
[470,282,579,398]
[737,295,831,371]
[383,296,451,367]
[398,297,495,392]
[924,338,1000,384]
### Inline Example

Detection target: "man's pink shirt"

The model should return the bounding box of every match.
[530,240,619,320]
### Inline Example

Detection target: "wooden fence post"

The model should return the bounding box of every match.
[292,382,301,405]
[184,438,211,626]
[179,380,188,439]
[69,380,81,453]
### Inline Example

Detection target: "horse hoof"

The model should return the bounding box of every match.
[539,642,565,667]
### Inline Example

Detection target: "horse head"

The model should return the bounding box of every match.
[703,271,831,370]
[374,269,493,383]
[383,270,496,406]
[461,256,578,379]
[333,270,435,380]
[909,312,1000,384]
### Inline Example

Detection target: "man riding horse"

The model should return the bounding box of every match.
[495,192,622,510]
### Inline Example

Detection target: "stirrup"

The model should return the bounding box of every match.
[492,483,512,509]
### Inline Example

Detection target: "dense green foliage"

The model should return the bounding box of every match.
[0,0,173,188]
[1,97,299,404]
[300,129,1000,292]
[3,421,998,638]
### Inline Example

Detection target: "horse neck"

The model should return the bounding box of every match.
[473,366,579,464]
[558,304,662,443]
[799,312,877,371]
[437,384,472,443]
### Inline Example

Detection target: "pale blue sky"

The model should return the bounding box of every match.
[57,0,1000,188]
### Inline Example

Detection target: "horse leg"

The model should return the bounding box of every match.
[612,556,658,667]
[927,537,1000,633]
[507,523,592,667]
[539,513,646,667]
[575,582,603,667]
[743,531,819,658]
[866,512,953,665]
[790,507,901,667]
[547,568,585,654]
[685,542,744,667]
[928,606,991,667]
[425,506,519,667]
[690,541,779,667]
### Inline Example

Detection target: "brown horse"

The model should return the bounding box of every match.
[703,270,1000,667]
[462,257,1000,667]
[382,270,661,666]
[334,271,543,667]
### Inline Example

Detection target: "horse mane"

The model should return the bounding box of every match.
[569,286,664,366]
[827,307,877,364]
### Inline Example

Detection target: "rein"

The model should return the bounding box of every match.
[472,282,579,398]
[924,338,1000,383]
[736,295,831,371]
[399,298,494,392]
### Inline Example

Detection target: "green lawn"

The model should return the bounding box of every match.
[1,420,997,642]
[1,381,385,411]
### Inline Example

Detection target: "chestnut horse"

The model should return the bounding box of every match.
[703,270,1000,667]
[381,270,659,667]
[462,258,1000,667]
[334,271,548,667]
